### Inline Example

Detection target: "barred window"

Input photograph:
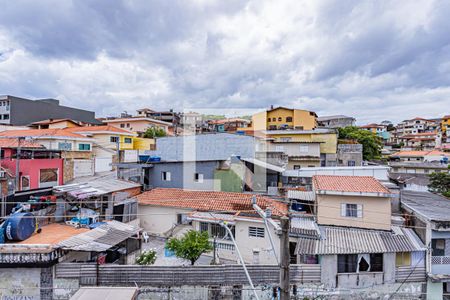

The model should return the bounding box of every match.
[249,226,265,238]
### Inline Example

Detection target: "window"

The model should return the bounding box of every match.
[78,143,91,151]
[432,239,445,256]
[249,226,265,238]
[126,123,130,128]
[338,254,383,273]
[21,176,30,191]
[272,118,276,122]
[280,137,291,142]
[293,165,301,170]
[267,118,271,122]
[341,203,362,218]
[39,168,58,187]
[278,117,282,121]
[161,171,171,181]
[110,136,119,143]
[120,124,125,128]
[348,160,356,166]
[199,222,235,240]
[3,114,9,120]
[396,252,411,267]
[275,146,285,152]
[194,173,204,183]
[124,137,132,144]
[299,145,308,153]
[58,142,72,151]
[286,116,293,122]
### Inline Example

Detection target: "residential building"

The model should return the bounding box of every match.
[103,116,171,137]
[0,138,64,191]
[241,106,317,132]
[207,118,250,133]
[64,125,138,172]
[28,118,82,129]
[261,140,322,169]
[442,115,450,143]
[258,128,339,167]
[136,188,288,264]
[117,133,286,193]
[313,175,393,230]
[336,143,363,167]
[401,190,450,299]
[390,150,449,163]
[136,108,181,125]
[317,115,355,128]
[180,111,203,132]
[282,165,390,189]
[360,123,386,135]
[0,95,100,126]
[0,129,95,182]
[397,117,438,136]
[398,132,438,150]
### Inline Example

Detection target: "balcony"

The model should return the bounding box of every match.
[431,256,450,275]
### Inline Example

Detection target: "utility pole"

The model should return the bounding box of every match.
[15,136,24,191]
[279,216,290,300]
[116,135,121,164]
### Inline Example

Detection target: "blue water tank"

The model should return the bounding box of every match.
[0,228,5,244]
[5,213,35,241]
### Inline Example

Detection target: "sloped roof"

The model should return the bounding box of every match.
[0,138,43,148]
[313,175,391,194]
[391,150,448,157]
[65,125,135,136]
[18,223,89,245]
[296,225,425,255]
[0,128,88,139]
[137,188,288,216]
[360,123,383,128]
[30,118,80,126]
[57,221,139,251]
[401,190,450,222]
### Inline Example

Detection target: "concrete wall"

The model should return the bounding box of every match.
[0,267,53,300]
[320,255,338,288]
[317,194,391,230]
[139,205,192,235]
[147,161,219,190]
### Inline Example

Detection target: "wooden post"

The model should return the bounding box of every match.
[280,217,290,300]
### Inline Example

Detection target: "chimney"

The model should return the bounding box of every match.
[270,105,274,110]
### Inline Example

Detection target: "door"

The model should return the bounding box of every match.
[95,157,113,173]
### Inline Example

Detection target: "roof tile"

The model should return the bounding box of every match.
[313,175,390,194]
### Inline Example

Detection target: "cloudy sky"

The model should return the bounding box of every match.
[0,0,449,124]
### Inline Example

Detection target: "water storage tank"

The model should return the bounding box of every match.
[5,212,35,241]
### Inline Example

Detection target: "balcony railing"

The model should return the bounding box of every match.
[431,256,450,265]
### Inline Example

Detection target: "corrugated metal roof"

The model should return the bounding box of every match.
[287,190,315,202]
[54,178,141,198]
[290,216,321,237]
[296,225,425,255]
[57,221,139,252]
[401,190,450,222]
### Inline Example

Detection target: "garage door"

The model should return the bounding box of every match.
[73,159,95,178]
[95,157,113,173]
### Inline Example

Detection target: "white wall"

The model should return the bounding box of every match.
[139,205,193,235]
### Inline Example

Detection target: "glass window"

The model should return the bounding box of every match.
[161,171,171,181]
[3,114,9,120]
[286,116,293,122]
[278,117,282,121]
[124,138,132,144]
[39,168,58,187]
[370,253,383,272]
[58,142,72,151]
[396,252,411,267]
[78,143,91,151]
[272,118,276,122]
[348,160,356,166]
[194,173,204,183]
[249,226,265,238]
[432,239,446,256]
[21,176,30,191]
[345,204,358,217]
[120,124,125,128]
[110,136,119,143]
[338,254,357,273]
[199,222,234,240]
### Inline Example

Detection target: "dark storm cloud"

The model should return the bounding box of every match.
[0,0,449,123]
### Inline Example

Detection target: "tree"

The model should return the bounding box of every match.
[166,230,213,265]
[143,127,167,138]
[428,172,450,197]
[136,249,157,265]
[338,126,383,160]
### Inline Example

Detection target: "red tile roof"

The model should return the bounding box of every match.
[65,125,134,135]
[30,118,80,126]
[137,188,288,216]
[0,138,43,148]
[391,150,448,157]
[313,175,390,194]
[0,128,87,138]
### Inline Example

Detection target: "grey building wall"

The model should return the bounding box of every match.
[337,144,363,166]
[320,255,338,288]
[383,253,396,283]
[146,161,220,190]
[5,95,99,125]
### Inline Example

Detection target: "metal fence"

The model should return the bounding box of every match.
[395,266,426,283]
[55,263,321,286]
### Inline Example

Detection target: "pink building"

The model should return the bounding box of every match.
[0,138,64,191]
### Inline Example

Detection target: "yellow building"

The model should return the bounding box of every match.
[244,106,317,131]
[442,115,450,132]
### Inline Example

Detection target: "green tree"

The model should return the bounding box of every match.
[338,126,383,160]
[143,127,167,138]
[166,230,213,265]
[428,172,450,197]
[136,249,157,265]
